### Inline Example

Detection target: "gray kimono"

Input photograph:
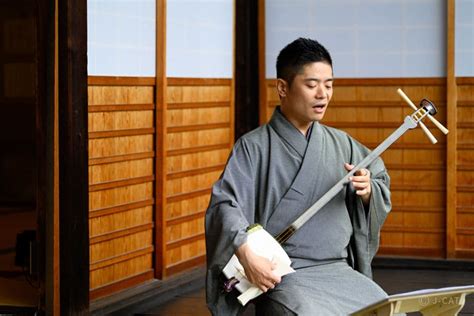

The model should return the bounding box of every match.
[205,107,391,315]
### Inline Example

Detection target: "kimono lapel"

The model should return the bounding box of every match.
[265,108,326,235]
[268,107,308,158]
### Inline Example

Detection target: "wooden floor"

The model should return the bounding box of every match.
[136,267,474,316]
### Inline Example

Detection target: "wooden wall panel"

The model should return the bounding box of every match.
[167,128,230,150]
[89,158,153,184]
[263,78,448,258]
[455,78,474,258]
[87,76,234,296]
[163,78,233,276]
[89,206,152,236]
[90,254,153,289]
[88,78,156,299]
[167,149,229,174]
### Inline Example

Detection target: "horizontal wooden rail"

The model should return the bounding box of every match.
[167,101,230,109]
[89,128,155,139]
[167,164,225,180]
[166,233,205,250]
[90,246,154,271]
[166,210,206,226]
[457,185,474,193]
[457,206,474,214]
[385,163,445,170]
[457,100,474,107]
[167,77,231,86]
[89,199,154,218]
[457,228,474,236]
[381,226,444,234]
[392,206,444,213]
[458,143,474,150]
[88,104,155,112]
[456,77,474,85]
[165,254,206,276]
[166,188,211,203]
[167,122,229,133]
[458,164,474,171]
[378,246,443,258]
[89,175,154,192]
[90,223,154,245]
[89,152,155,166]
[390,185,445,192]
[167,143,230,156]
[88,76,155,86]
[457,122,474,128]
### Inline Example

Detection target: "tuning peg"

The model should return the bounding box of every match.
[397,89,449,135]
[397,89,437,143]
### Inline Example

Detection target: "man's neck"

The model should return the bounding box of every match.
[280,108,313,136]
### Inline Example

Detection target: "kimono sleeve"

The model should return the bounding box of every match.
[346,136,392,278]
[205,138,258,315]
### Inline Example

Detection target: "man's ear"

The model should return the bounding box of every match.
[276,79,288,98]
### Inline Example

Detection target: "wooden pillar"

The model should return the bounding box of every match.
[58,0,89,313]
[235,0,259,139]
[155,0,167,279]
[446,0,457,258]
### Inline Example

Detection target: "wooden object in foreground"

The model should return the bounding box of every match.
[351,285,474,316]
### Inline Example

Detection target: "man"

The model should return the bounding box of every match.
[205,38,391,315]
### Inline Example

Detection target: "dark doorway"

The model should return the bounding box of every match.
[0,0,45,313]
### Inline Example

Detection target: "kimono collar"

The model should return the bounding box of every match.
[269,106,320,157]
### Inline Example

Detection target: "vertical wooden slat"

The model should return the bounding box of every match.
[258,0,267,125]
[230,0,235,144]
[155,0,167,279]
[446,0,457,258]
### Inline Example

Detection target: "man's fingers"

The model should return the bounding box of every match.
[259,279,276,292]
[344,163,354,171]
[355,168,370,176]
[352,180,369,189]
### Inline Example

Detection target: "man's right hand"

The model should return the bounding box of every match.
[235,242,281,292]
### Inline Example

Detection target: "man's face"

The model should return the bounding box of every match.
[278,62,333,128]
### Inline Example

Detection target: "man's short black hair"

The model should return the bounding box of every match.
[276,38,332,86]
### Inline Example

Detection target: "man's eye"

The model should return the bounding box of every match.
[307,85,316,89]
[326,85,332,90]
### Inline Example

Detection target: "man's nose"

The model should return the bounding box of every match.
[315,85,325,98]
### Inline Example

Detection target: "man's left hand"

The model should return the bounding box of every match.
[344,163,371,206]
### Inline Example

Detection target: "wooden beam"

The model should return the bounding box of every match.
[234,0,259,139]
[58,0,89,313]
[155,0,167,279]
[258,0,267,124]
[446,0,457,258]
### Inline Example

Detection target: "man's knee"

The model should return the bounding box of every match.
[255,299,296,316]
